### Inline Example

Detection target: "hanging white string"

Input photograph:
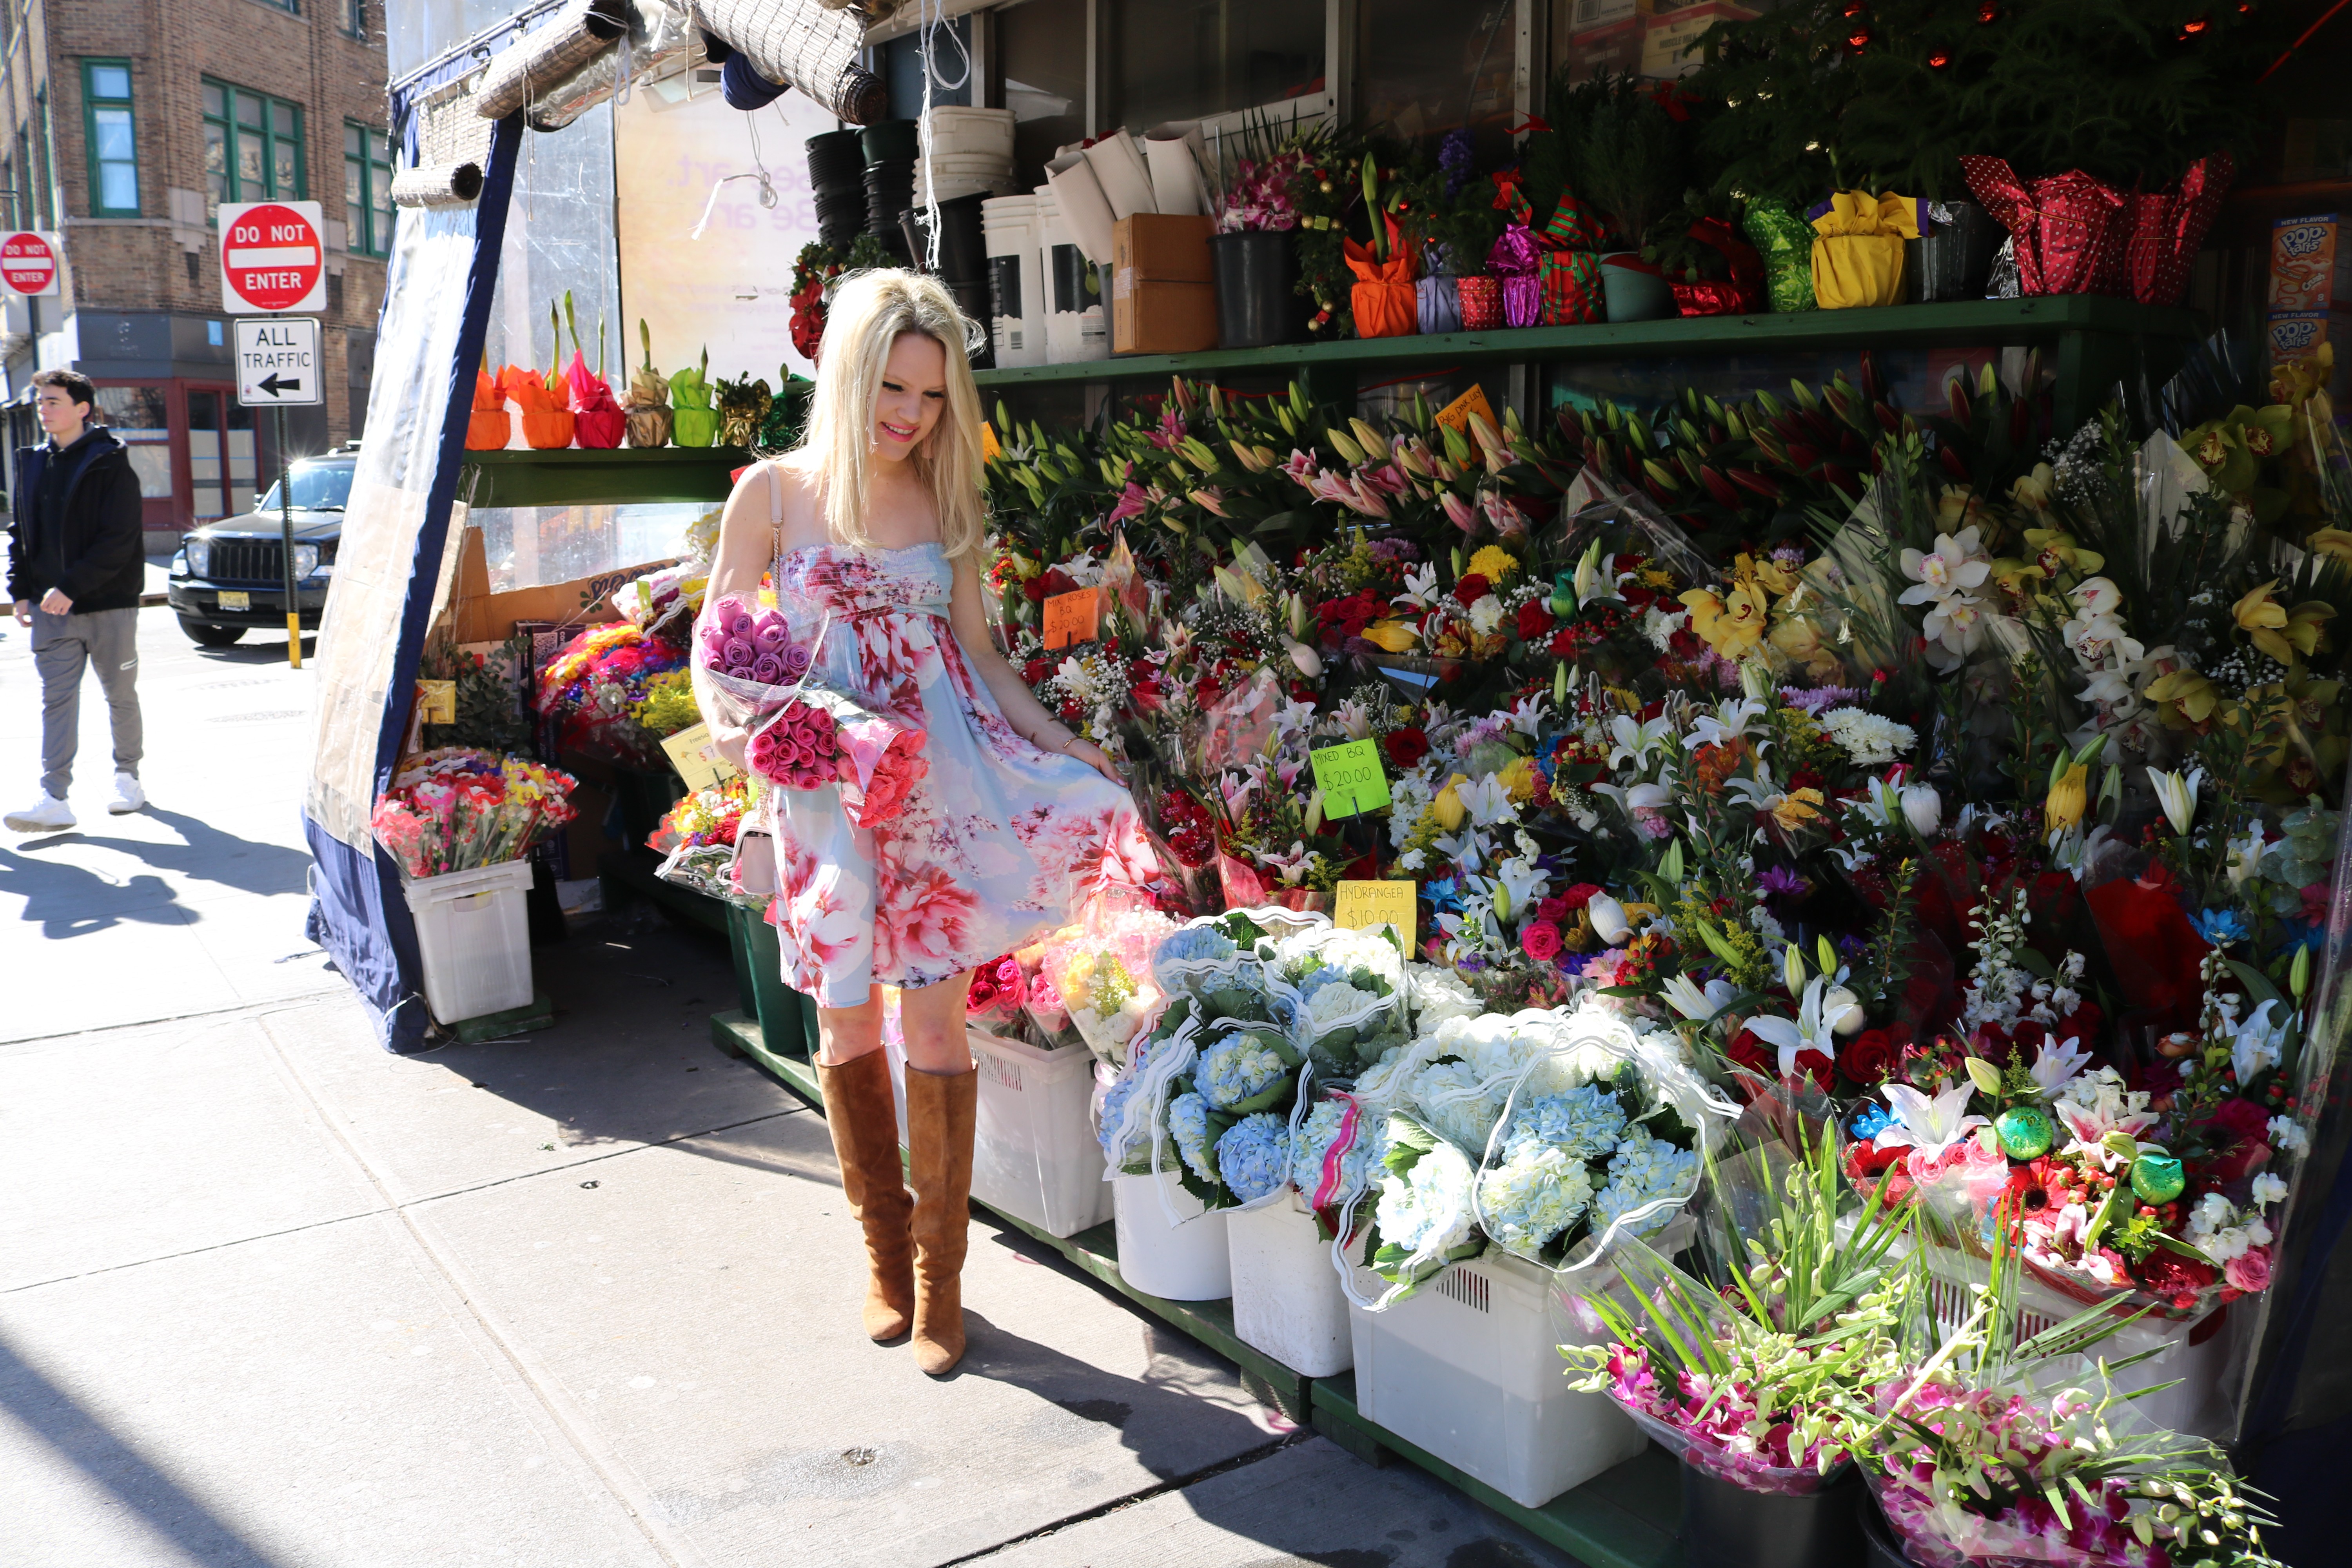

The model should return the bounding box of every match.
[690,111,778,240]
[915,0,973,275]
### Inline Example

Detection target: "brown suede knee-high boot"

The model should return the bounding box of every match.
[902,1064,978,1376]
[816,1051,915,1342]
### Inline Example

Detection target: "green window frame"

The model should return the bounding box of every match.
[202,80,305,223]
[343,122,393,258]
[81,59,139,217]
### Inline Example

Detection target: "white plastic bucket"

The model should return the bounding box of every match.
[970,1027,1112,1237]
[1348,1249,1645,1508]
[1112,1172,1231,1300]
[983,199,1042,368]
[399,858,535,1025]
[1228,1192,1353,1376]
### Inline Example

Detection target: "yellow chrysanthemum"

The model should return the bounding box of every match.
[1468,544,1520,584]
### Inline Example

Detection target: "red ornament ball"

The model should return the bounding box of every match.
[2180,13,2210,36]
[1976,0,1998,19]
[1847,27,1871,48]
[1927,49,1951,67]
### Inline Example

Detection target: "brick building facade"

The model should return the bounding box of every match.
[0,0,390,543]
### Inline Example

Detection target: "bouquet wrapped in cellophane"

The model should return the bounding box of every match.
[370,747,579,878]
[695,594,930,828]
[644,775,762,904]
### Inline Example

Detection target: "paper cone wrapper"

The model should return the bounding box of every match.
[1082,133,1158,221]
[1044,154,1118,266]
[1144,124,1209,217]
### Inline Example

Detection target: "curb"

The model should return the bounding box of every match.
[140,592,167,607]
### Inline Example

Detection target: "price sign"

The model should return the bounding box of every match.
[1334,879,1418,955]
[1433,382,1497,436]
[1042,586,1101,650]
[661,722,740,793]
[1310,738,1390,818]
[414,679,456,725]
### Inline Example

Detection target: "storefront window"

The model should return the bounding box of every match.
[1359,0,1515,154]
[187,388,257,521]
[1107,0,1323,130]
[94,385,172,501]
[999,0,1087,190]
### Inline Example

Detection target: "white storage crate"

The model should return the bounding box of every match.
[1916,1242,2232,1437]
[400,858,535,1025]
[1348,1247,1646,1509]
[1113,1171,1232,1300]
[1228,1192,1353,1376]
[969,1028,1112,1238]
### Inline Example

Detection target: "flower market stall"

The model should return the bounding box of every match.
[332,0,2352,1561]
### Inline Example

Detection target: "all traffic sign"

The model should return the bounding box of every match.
[234,317,322,407]
[0,231,59,295]
[219,200,325,315]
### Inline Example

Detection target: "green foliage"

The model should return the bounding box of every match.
[1686,0,2280,203]
[1550,71,1690,249]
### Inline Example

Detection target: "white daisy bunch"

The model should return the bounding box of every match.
[2184,1191,2273,1263]
[1817,706,1916,767]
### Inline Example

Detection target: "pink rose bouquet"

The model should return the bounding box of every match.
[745,699,842,789]
[967,953,1027,1021]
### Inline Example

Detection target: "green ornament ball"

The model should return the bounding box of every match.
[2131,1154,2187,1205]
[1994,1104,2054,1161]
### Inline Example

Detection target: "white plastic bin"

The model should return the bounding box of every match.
[1113,1171,1232,1300]
[1916,1241,2232,1436]
[982,196,1042,368]
[1228,1192,1353,1376]
[399,858,535,1025]
[970,1027,1112,1237]
[1348,1249,1646,1509]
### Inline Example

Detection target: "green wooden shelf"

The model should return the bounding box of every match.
[460,446,753,509]
[975,294,2206,432]
[707,1005,1679,1562]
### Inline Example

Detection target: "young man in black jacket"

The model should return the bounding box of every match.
[5,368,147,833]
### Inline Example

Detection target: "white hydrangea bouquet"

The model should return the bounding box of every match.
[1340,1000,1735,1308]
[1263,922,1413,1079]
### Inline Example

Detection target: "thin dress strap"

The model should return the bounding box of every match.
[767,458,787,571]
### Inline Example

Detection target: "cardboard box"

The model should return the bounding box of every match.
[443,526,676,645]
[1112,213,1217,354]
[2266,309,2352,394]
[2268,214,2348,314]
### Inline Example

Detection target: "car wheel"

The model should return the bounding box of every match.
[180,618,244,647]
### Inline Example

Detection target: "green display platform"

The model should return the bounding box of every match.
[707,1005,1680,1564]
[974,294,2201,436]
[459,445,751,509]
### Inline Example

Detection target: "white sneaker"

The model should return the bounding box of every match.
[4,792,75,832]
[108,774,147,814]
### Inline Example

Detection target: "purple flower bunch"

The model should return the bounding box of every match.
[1439,127,1475,199]
[699,597,814,688]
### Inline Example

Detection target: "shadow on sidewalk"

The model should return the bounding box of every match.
[2,807,312,937]
[0,1333,292,1566]
[0,846,186,937]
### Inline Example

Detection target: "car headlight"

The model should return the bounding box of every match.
[184,537,210,577]
[170,550,189,577]
[292,544,321,579]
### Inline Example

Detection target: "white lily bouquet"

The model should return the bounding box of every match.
[1343,1000,1735,1307]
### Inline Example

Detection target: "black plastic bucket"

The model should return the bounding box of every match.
[1680,1461,1867,1568]
[1210,230,1301,348]
[1906,200,2005,302]
[1857,1492,1918,1568]
[900,192,990,282]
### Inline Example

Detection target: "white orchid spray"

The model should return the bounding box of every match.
[1744,976,1842,1078]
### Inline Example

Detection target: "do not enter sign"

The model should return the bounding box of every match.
[218,200,325,314]
[0,232,59,295]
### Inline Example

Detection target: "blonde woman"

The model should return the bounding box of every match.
[696,270,1152,1376]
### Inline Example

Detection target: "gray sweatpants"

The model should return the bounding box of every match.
[32,606,142,799]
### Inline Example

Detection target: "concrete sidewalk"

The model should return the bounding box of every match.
[0,606,1583,1568]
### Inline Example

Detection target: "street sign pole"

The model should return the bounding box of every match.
[230,314,321,669]
[277,405,299,669]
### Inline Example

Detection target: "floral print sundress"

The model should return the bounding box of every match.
[761,537,1156,1006]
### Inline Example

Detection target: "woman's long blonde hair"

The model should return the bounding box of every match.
[799,269,988,560]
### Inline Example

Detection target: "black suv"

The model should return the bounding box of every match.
[167,446,354,646]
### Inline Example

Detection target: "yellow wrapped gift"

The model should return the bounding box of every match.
[1810,191,1919,310]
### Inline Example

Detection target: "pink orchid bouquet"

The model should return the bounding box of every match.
[372,746,579,879]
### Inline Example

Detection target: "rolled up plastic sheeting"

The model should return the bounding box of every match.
[525,45,624,130]
[695,0,887,124]
[391,162,486,207]
[473,0,627,121]
[1082,132,1157,220]
[1043,156,1116,267]
[1144,123,1208,217]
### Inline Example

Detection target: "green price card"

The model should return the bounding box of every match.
[1310,738,1391,818]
